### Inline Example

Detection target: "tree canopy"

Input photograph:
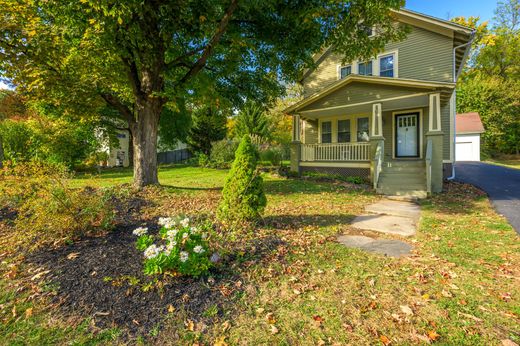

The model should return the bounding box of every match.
[0,0,407,187]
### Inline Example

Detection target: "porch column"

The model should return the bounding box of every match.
[426,93,443,193]
[369,103,385,184]
[290,114,301,174]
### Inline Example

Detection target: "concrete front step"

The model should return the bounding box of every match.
[379,176,425,185]
[376,188,427,199]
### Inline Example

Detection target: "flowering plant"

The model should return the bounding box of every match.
[133,217,212,277]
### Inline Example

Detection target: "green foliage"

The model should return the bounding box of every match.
[456,0,520,155]
[234,102,270,140]
[1,161,115,249]
[217,135,266,224]
[207,139,239,168]
[259,146,284,167]
[133,217,212,277]
[0,0,406,187]
[158,101,192,152]
[188,105,228,155]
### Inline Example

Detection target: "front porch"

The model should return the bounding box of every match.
[286,76,453,196]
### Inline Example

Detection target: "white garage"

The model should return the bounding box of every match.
[455,112,485,162]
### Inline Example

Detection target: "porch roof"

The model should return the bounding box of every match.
[284,75,455,116]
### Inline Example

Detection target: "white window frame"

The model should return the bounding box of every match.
[376,50,399,78]
[337,49,398,80]
[357,60,373,76]
[338,65,353,79]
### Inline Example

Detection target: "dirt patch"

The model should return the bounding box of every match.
[28,224,242,339]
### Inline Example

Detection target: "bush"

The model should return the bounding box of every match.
[259,146,283,167]
[217,135,267,225]
[133,216,213,277]
[1,161,115,249]
[209,139,239,168]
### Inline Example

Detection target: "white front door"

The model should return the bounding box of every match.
[396,113,418,157]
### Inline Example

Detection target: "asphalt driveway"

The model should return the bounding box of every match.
[455,162,520,234]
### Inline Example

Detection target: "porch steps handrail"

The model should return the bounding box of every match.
[301,142,371,162]
[425,139,433,195]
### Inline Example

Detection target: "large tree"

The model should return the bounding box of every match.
[0,0,406,187]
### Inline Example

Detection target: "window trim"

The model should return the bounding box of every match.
[338,65,353,79]
[318,115,371,144]
[337,119,352,143]
[357,61,373,76]
[320,120,333,143]
[336,49,398,80]
[356,116,370,142]
[376,50,398,78]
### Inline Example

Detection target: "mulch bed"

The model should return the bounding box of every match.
[27,224,241,338]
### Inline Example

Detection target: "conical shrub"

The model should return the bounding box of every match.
[217,135,267,224]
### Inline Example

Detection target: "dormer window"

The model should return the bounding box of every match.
[358,61,373,76]
[359,24,374,37]
[379,54,395,77]
[339,65,352,79]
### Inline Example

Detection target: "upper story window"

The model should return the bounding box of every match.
[321,121,332,143]
[379,54,395,77]
[337,120,351,143]
[339,65,352,79]
[358,61,373,76]
[359,24,374,37]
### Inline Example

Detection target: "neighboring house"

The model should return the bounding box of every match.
[455,112,485,162]
[103,128,190,167]
[285,9,475,197]
[106,129,131,168]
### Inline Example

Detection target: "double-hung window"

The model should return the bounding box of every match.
[339,65,352,79]
[321,121,332,143]
[357,117,369,142]
[337,120,351,143]
[358,61,373,76]
[379,54,395,77]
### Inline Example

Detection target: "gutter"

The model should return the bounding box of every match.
[447,29,476,181]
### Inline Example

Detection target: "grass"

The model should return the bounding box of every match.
[1,165,519,345]
[486,156,520,170]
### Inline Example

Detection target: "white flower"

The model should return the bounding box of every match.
[133,227,148,236]
[144,244,162,259]
[193,245,204,254]
[182,232,189,239]
[201,233,208,239]
[180,217,190,228]
[158,217,172,226]
[180,251,189,262]
[165,241,176,254]
[190,226,198,233]
[166,229,178,238]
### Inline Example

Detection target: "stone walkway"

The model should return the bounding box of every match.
[338,199,420,257]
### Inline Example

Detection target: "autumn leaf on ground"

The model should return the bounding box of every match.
[380,335,391,345]
[265,312,276,324]
[428,330,440,341]
[213,336,228,346]
[313,315,324,327]
[25,307,33,318]
[185,319,195,331]
[67,252,80,260]
[400,305,414,316]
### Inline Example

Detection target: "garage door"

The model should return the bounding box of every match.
[456,142,475,161]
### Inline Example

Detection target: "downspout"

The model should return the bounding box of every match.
[447,29,476,180]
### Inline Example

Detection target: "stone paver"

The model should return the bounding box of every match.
[350,214,416,237]
[337,235,412,258]
[365,200,421,220]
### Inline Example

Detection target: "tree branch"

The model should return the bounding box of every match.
[100,93,135,126]
[176,0,239,86]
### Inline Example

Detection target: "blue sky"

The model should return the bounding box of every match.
[406,0,498,23]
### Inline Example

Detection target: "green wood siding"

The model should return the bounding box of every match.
[303,119,318,144]
[299,82,425,112]
[302,25,454,97]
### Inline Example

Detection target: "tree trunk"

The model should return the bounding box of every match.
[127,129,134,167]
[0,135,4,169]
[131,99,162,188]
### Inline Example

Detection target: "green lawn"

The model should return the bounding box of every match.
[1,166,519,345]
[486,157,520,170]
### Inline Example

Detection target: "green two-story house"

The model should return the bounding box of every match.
[285,9,475,198]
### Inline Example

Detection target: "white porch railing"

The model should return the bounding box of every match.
[301,142,371,162]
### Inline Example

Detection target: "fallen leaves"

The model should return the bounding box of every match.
[399,305,414,316]
[427,330,440,342]
[380,335,391,345]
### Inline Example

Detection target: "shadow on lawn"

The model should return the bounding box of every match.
[161,184,222,191]
[263,213,356,229]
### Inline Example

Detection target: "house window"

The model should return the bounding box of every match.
[340,65,352,79]
[357,117,369,142]
[358,61,373,76]
[359,24,374,37]
[321,121,332,143]
[337,120,351,143]
[380,54,395,77]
